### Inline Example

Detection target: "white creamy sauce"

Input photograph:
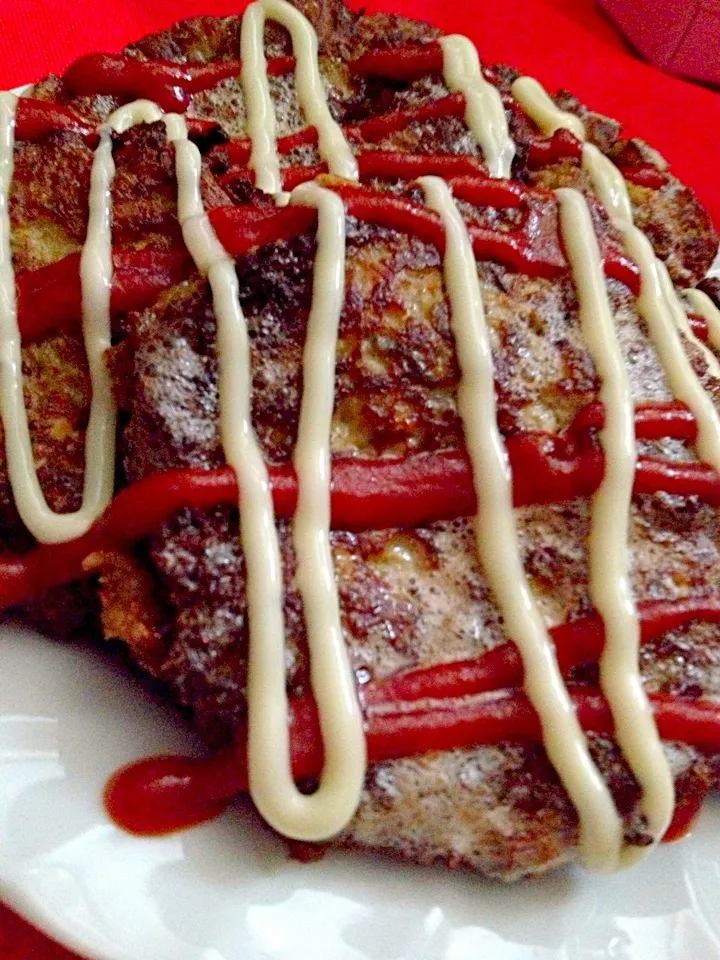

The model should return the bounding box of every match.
[155,109,366,839]
[656,260,720,385]
[241,0,357,193]
[510,76,585,140]
[621,226,720,470]
[419,175,623,871]
[556,188,674,862]
[107,99,163,131]
[513,76,720,856]
[0,82,367,837]
[439,35,514,178]
[0,92,116,544]
[110,102,229,273]
[277,181,365,838]
[687,288,720,355]
[581,142,631,222]
[580,144,720,470]
[581,143,720,392]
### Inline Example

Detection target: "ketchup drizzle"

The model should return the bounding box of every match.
[569,400,697,442]
[15,99,98,147]
[688,312,709,343]
[526,129,584,169]
[12,97,220,147]
[1,411,717,613]
[14,167,643,341]
[220,150,489,191]
[16,249,193,342]
[348,94,467,143]
[105,685,720,837]
[211,93,468,169]
[62,53,295,114]
[210,178,640,291]
[350,42,445,81]
[663,774,709,842]
[618,165,668,190]
[364,597,720,705]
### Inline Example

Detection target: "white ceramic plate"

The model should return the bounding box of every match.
[2,622,720,960]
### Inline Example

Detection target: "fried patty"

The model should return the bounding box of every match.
[4,0,720,880]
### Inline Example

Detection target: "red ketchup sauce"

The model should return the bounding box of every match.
[525,132,668,196]
[16,249,193,341]
[62,53,295,114]
[105,682,720,837]
[347,94,467,143]
[617,164,668,190]
[13,98,220,147]
[15,99,98,146]
[688,312,709,342]
[13,170,640,338]
[366,597,720,704]
[212,93,467,169]
[220,150,488,192]
[2,404,719,611]
[350,42,445,81]
[569,400,697,441]
[527,129,584,168]
[209,178,640,292]
[663,779,709,842]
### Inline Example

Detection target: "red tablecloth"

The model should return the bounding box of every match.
[0,1,717,958]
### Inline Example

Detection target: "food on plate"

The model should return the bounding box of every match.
[1,0,720,881]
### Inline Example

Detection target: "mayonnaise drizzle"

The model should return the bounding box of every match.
[510,76,585,141]
[517,79,720,435]
[115,102,366,839]
[580,143,720,470]
[0,91,117,543]
[250,181,366,839]
[241,0,358,194]
[576,143,720,386]
[514,82,720,429]
[107,99,164,131]
[240,177,367,837]
[687,288,720,355]
[439,35,514,179]
[0,95,213,547]
[513,77,720,856]
[556,188,674,864]
[418,174,623,872]
[656,260,720,385]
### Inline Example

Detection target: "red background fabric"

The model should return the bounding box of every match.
[0,0,717,957]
